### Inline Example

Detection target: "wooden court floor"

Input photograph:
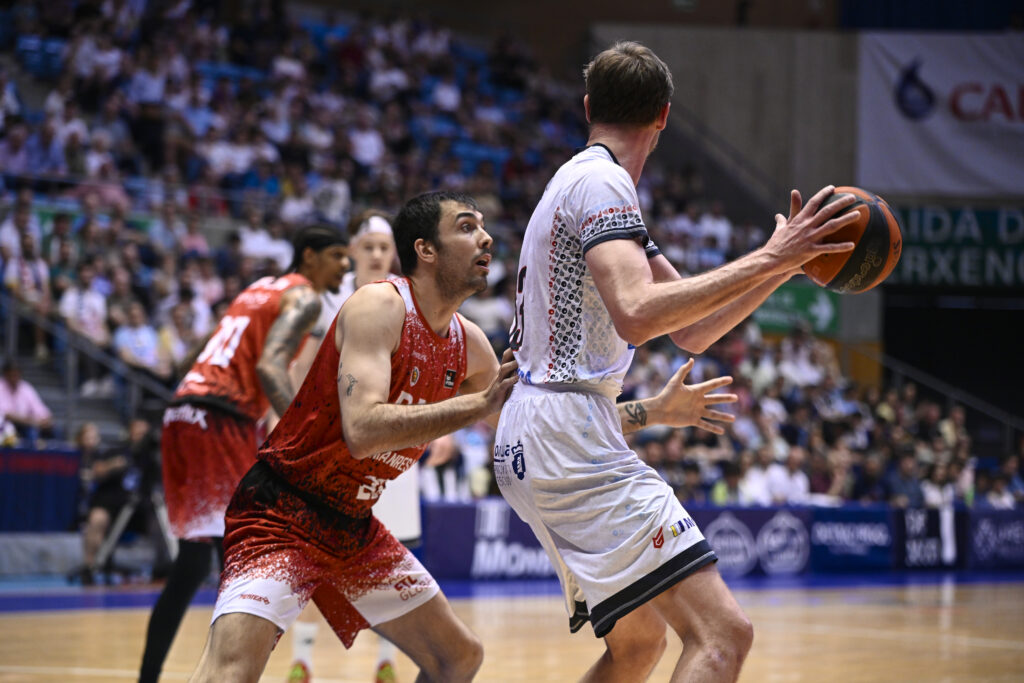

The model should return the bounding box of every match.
[0,581,1022,682]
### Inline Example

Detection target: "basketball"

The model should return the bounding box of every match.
[802,186,903,294]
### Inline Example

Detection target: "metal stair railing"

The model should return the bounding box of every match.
[2,291,174,437]
[848,344,1024,456]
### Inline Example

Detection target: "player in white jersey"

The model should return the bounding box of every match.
[494,41,859,682]
[284,211,412,683]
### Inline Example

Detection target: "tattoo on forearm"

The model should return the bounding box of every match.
[625,402,648,427]
[345,373,358,396]
[259,287,322,415]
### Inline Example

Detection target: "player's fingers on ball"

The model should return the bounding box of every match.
[802,185,835,216]
[817,240,856,255]
[820,209,860,234]
[816,192,855,220]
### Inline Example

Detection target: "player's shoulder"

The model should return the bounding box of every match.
[455,312,489,348]
[341,280,404,319]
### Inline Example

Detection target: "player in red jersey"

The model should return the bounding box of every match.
[187,192,736,682]
[139,224,349,683]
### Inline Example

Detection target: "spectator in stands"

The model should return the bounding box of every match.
[113,301,165,380]
[178,214,210,258]
[985,473,1016,510]
[738,448,771,506]
[699,199,733,251]
[675,460,707,506]
[1001,454,1024,506]
[0,199,40,259]
[710,459,742,505]
[887,450,925,508]
[25,119,67,179]
[0,360,54,443]
[921,461,955,508]
[766,445,810,505]
[0,122,31,178]
[58,261,110,349]
[4,232,52,359]
[76,420,129,584]
[737,341,777,396]
[156,302,197,380]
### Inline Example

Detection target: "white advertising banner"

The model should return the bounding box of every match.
[857,33,1024,197]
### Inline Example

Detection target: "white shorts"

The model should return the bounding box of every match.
[494,385,716,638]
[211,550,438,647]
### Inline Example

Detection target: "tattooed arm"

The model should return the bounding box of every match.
[256,285,322,416]
[618,359,738,435]
[336,283,517,459]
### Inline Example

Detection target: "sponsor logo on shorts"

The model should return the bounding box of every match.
[511,441,525,480]
[163,404,209,429]
[394,576,429,601]
[444,369,457,388]
[239,593,270,605]
[670,518,696,537]
[652,527,665,549]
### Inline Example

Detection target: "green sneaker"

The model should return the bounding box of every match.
[287,661,311,683]
[375,660,397,683]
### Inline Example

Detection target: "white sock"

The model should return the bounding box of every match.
[292,620,319,667]
[377,636,396,664]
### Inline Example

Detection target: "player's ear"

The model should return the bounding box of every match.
[414,238,437,266]
[655,102,670,130]
[583,94,591,123]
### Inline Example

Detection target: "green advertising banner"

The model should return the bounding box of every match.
[888,205,1024,288]
[753,281,840,336]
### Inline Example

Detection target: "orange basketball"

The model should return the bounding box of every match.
[802,186,903,294]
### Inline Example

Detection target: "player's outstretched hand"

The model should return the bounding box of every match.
[764,185,858,271]
[482,348,519,416]
[649,359,737,433]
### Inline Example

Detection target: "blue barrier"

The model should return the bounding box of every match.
[420,500,1024,580]
[0,447,80,532]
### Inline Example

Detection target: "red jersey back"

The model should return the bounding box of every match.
[259,277,468,517]
[175,273,311,421]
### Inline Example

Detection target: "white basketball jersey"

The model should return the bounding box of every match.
[510,144,654,398]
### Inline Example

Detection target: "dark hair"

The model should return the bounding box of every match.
[392,191,478,275]
[288,222,348,272]
[584,41,674,127]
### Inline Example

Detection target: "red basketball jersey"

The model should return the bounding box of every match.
[174,273,311,421]
[259,277,468,516]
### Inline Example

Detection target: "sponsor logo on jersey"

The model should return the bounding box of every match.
[652,527,665,549]
[163,404,209,429]
[511,440,525,480]
[670,518,696,537]
[444,369,456,388]
[394,575,430,601]
[410,366,420,386]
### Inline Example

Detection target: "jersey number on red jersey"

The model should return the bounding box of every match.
[197,315,251,368]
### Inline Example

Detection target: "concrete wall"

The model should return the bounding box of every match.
[592,25,858,202]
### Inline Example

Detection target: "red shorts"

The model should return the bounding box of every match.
[162,403,257,539]
[213,462,438,648]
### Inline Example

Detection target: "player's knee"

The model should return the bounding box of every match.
[607,625,667,669]
[706,611,753,670]
[425,630,483,682]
